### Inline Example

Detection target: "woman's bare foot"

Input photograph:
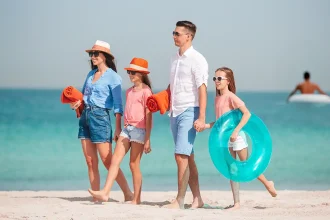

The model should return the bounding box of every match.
[88,189,109,202]
[224,203,240,211]
[265,181,277,197]
[190,197,204,209]
[163,199,183,209]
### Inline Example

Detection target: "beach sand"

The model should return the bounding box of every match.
[0,190,329,219]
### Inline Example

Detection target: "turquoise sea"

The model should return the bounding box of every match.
[0,89,329,191]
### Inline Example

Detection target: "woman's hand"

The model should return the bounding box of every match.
[230,130,239,142]
[144,140,151,154]
[70,100,81,110]
[113,129,121,142]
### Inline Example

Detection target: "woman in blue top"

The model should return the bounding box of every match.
[70,40,133,202]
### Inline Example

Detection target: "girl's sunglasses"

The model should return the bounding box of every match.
[213,76,228,81]
[127,70,136,75]
[89,51,100,57]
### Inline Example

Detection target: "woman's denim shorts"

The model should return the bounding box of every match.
[78,105,112,143]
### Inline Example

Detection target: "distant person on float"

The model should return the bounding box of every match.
[287,71,328,101]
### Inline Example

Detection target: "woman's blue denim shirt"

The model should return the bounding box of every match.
[82,68,123,115]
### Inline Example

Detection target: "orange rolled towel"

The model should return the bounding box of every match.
[146,88,170,114]
[61,86,84,118]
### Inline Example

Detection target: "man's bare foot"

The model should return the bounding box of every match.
[163,199,183,209]
[190,197,204,209]
[88,189,109,202]
[224,203,240,211]
[265,181,277,197]
[124,192,134,202]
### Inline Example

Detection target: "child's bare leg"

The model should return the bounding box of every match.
[236,147,248,161]
[225,148,240,210]
[225,181,240,210]
[96,142,133,201]
[88,137,131,201]
[128,141,145,204]
[257,175,277,197]
[237,148,277,197]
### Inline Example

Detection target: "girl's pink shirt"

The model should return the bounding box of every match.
[124,84,152,128]
[215,91,245,119]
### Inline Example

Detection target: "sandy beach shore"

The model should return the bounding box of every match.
[0,190,329,220]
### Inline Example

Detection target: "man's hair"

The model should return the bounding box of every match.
[176,20,197,39]
[304,71,310,80]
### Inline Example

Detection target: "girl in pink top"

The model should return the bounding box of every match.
[204,67,277,210]
[89,58,153,205]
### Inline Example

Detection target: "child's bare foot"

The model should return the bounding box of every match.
[224,203,240,211]
[88,189,109,202]
[190,197,204,209]
[265,181,277,197]
[163,199,183,209]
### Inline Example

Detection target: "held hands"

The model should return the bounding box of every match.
[194,118,205,132]
[70,100,81,110]
[199,123,209,132]
[230,130,239,142]
[144,140,152,154]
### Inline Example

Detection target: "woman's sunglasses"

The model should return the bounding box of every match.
[127,70,136,75]
[89,51,100,57]
[213,76,228,81]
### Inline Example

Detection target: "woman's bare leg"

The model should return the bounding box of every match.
[88,137,131,201]
[81,139,99,201]
[81,139,99,190]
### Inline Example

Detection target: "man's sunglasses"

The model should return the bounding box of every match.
[89,51,100,57]
[172,31,189,37]
[127,70,137,75]
[213,76,228,81]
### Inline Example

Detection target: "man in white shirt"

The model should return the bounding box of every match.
[165,20,208,209]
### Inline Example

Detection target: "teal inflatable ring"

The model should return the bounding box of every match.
[208,109,272,182]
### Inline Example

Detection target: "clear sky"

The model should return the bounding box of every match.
[1,0,329,91]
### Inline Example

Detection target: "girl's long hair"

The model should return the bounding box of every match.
[215,67,236,95]
[90,52,117,72]
[142,74,152,90]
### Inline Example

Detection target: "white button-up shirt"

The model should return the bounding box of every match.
[169,46,209,117]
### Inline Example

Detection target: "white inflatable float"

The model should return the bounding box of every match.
[288,94,330,104]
